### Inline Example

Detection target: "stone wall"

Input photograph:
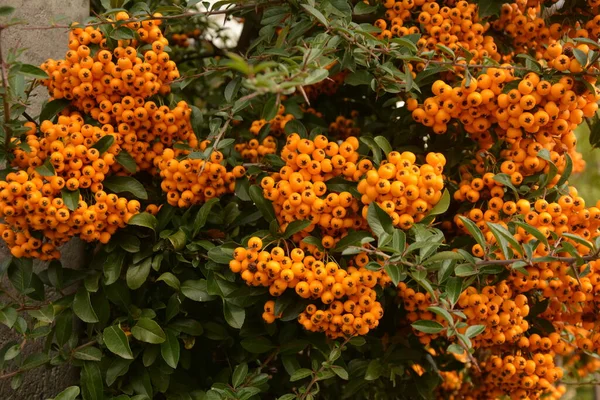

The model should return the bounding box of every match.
[1,1,89,398]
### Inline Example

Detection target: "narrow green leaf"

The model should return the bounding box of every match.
[412,320,444,334]
[457,216,486,248]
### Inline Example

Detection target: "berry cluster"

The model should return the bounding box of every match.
[263,134,368,241]
[40,12,179,111]
[230,238,389,337]
[358,151,445,230]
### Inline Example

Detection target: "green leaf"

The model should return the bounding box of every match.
[562,232,593,249]
[0,6,15,16]
[127,212,157,231]
[126,258,151,290]
[91,135,115,154]
[115,151,137,173]
[81,361,103,400]
[262,96,280,120]
[190,105,203,136]
[493,173,518,195]
[0,307,17,328]
[360,136,382,164]
[427,189,450,217]
[365,359,383,381]
[168,229,187,250]
[512,221,549,248]
[301,4,328,26]
[374,136,392,155]
[487,222,522,258]
[53,386,80,400]
[131,318,166,344]
[39,99,70,122]
[466,324,485,338]
[156,272,180,290]
[181,279,215,302]
[590,120,600,148]
[353,2,377,15]
[241,336,275,353]
[556,153,572,188]
[110,27,136,40]
[333,230,372,252]
[384,264,402,286]
[249,185,276,223]
[73,287,99,323]
[35,159,56,176]
[476,0,505,17]
[345,70,373,86]
[447,343,464,355]
[412,320,444,334]
[223,301,245,329]
[54,310,73,346]
[367,202,394,238]
[5,344,20,361]
[283,220,311,238]
[169,319,203,336]
[290,368,313,382]
[74,347,103,362]
[21,353,49,371]
[103,176,148,199]
[457,216,486,249]
[232,363,248,388]
[61,189,80,211]
[103,325,133,359]
[105,358,132,387]
[446,277,462,306]
[193,198,219,237]
[427,306,453,325]
[160,329,180,369]
[103,251,125,286]
[424,251,464,265]
[349,336,366,347]
[573,48,588,68]
[331,365,349,380]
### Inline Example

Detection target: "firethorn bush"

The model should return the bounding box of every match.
[4,0,600,399]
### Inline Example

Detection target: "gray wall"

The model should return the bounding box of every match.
[1,1,89,398]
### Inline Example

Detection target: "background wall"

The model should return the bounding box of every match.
[0,1,88,398]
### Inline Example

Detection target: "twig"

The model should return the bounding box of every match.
[299,337,352,400]
[198,117,231,175]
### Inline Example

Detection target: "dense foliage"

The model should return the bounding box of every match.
[3,0,600,399]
